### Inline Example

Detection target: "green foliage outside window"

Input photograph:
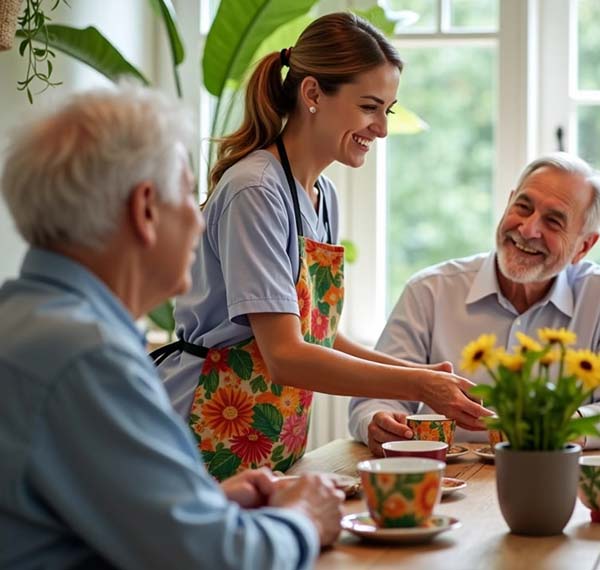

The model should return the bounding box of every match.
[385,45,495,310]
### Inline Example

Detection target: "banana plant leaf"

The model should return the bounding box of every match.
[16,24,149,85]
[202,0,319,98]
[354,5,396,35]
[148,0,185,96]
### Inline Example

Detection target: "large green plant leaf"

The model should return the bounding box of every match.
[17,25,149,85]
[148,0,185,96]
[149,0,184,65]
[355,5,396,35]
[202,0,319,97]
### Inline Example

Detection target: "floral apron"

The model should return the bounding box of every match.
[151,137,344,480]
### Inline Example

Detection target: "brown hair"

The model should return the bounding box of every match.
[207,11,403,197]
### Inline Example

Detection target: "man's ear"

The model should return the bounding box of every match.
[129,181,159,247]
[572,232,600,265]
[299,76,321,112]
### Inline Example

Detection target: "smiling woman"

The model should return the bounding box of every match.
[153,11,489,481]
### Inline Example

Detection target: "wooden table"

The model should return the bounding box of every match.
[288,439,600,570]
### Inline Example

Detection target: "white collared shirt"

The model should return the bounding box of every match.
[349,251,600,447]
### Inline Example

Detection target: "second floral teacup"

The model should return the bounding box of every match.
[407,414,456,448]
[579,456,600,522]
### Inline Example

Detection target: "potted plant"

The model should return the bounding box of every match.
[462,328,600,535]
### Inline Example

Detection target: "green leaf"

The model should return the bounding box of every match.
[17,25,149,85]
[202,0,319,97]
[470,384,494,402]
[314,265,334,299]
[271,444,285,462]
[250,375,268,393]
[387,105,430,135]
[274,454,295,473]
[147,299,175,334]
[271,383,283,396]
[252,403,283,441]
[354,5,396,36]
[199,369,219,400]
[340,239,358,264]
[208,448,242,481]
[228,348,253,380]
[151,0,185,65]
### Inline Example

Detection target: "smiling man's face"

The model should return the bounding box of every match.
[495,166,594,285]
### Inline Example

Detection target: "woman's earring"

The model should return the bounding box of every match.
[309,106,317,114]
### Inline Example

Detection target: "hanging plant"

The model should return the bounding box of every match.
[15,0,70,103]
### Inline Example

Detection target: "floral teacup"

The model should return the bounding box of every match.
[357,457,445,528]
[488,429,506,451]
[407,414,456,448]
[579,456,600,522]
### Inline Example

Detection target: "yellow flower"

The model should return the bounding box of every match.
[515,332,543,353]
[498,350,526,372]
[460,334,497,373]
[565,349,600,390]
[539,348,560,367]
[537,327,577,347]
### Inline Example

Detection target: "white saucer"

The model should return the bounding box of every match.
[473,446,495,461]
[342,512,461,544]
[446,445,470,460]
[441,476,467,496]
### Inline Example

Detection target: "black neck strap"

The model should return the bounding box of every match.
[275,136,332,244]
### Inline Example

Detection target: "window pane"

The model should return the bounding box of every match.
[384,0,437,32]
[577,105,600,169]
[578,105,600,267]
[578,0,600,90]
[385,45,496,310]
[450,0,498,31]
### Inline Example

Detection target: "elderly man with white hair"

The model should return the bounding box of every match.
[0,84,343,570]
[349,152,600,457]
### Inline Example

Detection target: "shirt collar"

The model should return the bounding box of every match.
[466,251,574,317]
[20,247,145,343]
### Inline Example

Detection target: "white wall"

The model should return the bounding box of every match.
[0,0,159,281]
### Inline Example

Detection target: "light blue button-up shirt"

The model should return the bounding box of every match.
[349,252,600,447]
[0,248,317,570]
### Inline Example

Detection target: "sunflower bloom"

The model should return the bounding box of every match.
[460,334,497,373]
[565,349,600,390]
[539,349,560,367]
[515,332,543,353]
[498,350,526,372]
[538,327,577,347]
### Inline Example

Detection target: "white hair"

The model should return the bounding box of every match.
[1,82,195,249]
[515,152,600,234]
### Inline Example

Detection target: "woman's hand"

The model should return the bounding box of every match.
[419,370,491,430]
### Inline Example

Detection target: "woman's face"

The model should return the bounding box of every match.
[315,62,400,168]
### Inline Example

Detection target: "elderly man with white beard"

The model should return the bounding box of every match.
[349,152,600,456]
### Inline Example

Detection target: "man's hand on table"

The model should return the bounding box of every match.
[270,473,344,547]
[221,468,344,547]
[367,411,412,457]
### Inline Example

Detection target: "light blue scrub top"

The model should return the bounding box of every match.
[159,150,340,417]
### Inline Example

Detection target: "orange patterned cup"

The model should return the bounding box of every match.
[488,429,506,451]
[357,457,445,528]
[406,414,456,448]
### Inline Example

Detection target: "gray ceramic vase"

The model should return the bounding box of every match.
[495,442,582,536]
